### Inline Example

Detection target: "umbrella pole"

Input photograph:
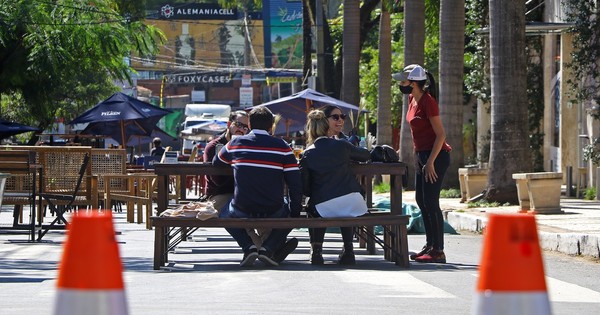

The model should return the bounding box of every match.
[120,120,126,149]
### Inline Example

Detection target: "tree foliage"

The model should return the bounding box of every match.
[0,0,165,139]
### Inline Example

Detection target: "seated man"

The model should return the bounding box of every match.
[214,106,302,267]
[150,137,165,157]
[203,110,250,211]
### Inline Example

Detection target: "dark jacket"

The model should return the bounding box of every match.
[213,129,303,217]
[300,137,371,207]
[203,133,230,196]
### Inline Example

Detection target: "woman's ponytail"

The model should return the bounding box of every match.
[425,71,437,100]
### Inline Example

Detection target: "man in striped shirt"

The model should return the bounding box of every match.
[214,106,303,267]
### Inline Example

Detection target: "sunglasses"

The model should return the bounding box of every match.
[233,121,249,130]
[327,114,347,121]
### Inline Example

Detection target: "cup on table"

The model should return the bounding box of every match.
[293,145,304,160]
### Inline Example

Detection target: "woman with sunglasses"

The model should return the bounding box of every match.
[321,105,349,140]
[300,109,371,265]
[393,64,451,263]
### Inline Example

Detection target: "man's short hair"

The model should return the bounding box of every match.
[229,110,248,122]
[153,137,162,145]
[248,106,274,131]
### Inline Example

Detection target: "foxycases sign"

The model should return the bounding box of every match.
[158,3,237,20]
[167,73,232,86]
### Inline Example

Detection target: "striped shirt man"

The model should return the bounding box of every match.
[214,129,303,217]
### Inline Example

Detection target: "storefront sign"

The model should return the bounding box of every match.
[239,87,254,108]
[158,4,237,20]
[167,74,232,86]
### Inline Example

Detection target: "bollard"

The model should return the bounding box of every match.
[566,166,573,197]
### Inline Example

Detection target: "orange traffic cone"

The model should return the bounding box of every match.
[54,211,128,315]
[472,214,551,315]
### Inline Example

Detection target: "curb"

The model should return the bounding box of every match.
[446,212,600,259]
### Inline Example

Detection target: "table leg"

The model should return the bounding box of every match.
[154,225,165,270]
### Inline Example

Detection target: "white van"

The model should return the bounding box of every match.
[180,104,231,155]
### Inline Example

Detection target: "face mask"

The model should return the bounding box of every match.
[400,84,413,95]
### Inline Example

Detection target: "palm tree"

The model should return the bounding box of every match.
[484,0,531,203]
[377,1,393,146]
[341,0,361,134]
[438,0,465,188]
[399,0,425,189]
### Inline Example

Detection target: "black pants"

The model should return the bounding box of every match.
[307,206,354,249]
[415,150,450,251]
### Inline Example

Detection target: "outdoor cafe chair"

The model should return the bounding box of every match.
[38,153,90,240]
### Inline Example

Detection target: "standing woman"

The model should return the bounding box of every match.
[300,109,371,265]
[393,64,451,263]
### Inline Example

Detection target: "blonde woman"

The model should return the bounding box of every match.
[299,110,370,265]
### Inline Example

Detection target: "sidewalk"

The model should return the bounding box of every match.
[401,191,600,259]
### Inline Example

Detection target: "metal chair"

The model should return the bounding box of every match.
[38,153,90,240]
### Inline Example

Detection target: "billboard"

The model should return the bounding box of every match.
[263,0,303,69]
[134,4,264,71]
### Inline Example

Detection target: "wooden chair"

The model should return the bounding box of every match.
[91,148,127,210]
[38,153,91,240]
[0,150,40,241]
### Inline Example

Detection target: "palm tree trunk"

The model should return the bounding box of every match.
[439,0,465,188]
[377,2,392,146]
[399,0,425,190]
[485,0,530,203]
[341,0,361,134]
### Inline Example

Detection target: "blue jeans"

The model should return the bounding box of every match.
[220,202,291,252]
[415,150,450,251]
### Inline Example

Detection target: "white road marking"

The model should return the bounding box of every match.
[470,273,600,303]
[336,271,456,298]
[546,277,600,303]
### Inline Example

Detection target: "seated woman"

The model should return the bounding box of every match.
[300,109,371,265]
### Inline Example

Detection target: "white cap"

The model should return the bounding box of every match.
[392,64,427,81]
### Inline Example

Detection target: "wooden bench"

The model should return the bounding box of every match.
[151,213,410,270]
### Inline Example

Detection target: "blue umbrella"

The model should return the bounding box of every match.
[70,92,172,145]
[0,119,41,139]
[247,88,367,136]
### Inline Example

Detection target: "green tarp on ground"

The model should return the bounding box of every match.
[372,196,457,234]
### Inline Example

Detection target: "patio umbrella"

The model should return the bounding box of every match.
[246,88,366,136]
[126,126,176,147]
[70,92,172,146]
[0,119,41,139]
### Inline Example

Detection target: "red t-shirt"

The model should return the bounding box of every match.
[406,93,452,152]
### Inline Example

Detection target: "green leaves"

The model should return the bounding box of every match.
[0,0,164,134]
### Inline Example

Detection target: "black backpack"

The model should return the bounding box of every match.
[370,145,399,163]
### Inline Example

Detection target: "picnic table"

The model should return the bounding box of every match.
[152,162,410,269]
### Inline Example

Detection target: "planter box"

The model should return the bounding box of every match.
[458,168,488,202]
[512,172,563,214]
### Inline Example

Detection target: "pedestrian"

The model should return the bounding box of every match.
[214,106,302,267]
[150,137,165,157]
[300,109,371,265]
[393,64,451,263]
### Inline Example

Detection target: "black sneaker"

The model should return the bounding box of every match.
[338,248,356,265]
[273,238,298,263]
[240,245,258,267]
[258,247,279,266]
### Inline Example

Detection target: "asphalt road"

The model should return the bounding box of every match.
[1,214,600,315]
